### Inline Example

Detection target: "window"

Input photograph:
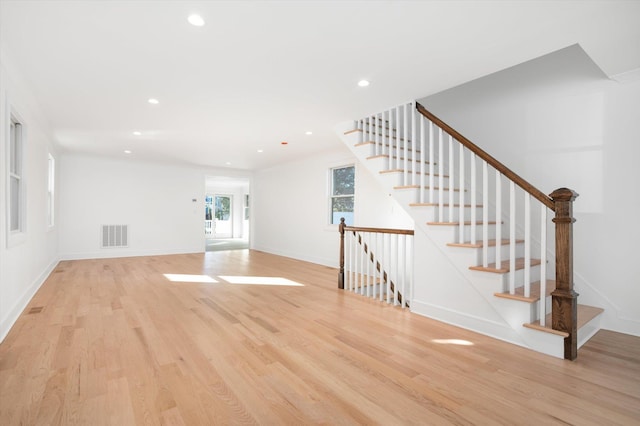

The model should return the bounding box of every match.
[330,165,355,225]
[244,194,249,220]
[47,153,55,227]
[8,115,24,235]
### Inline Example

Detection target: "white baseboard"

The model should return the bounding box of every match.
[59,247,204,261]
[410,299,527,348]
[0,258,59,343]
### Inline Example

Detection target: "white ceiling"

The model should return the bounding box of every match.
[1,0,638,170]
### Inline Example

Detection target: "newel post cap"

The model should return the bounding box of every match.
[549,187,579,202]
[338,217,346,233]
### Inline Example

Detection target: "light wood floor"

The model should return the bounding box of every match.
[1,250,639,425]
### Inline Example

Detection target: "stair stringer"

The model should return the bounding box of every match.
[336,120,567,358]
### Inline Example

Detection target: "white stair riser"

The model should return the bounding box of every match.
[448,243,526,266]
[394,187,470,205]
[419,206,485,223]
[381,172,450,188]
[427,222,499,242]
[359,142,419,157]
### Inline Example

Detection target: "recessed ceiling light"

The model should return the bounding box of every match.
[225,162,231,165]
[148,98,159,104]
[124,150,132,154]
[188,14,205,27]
[257,149,264,153]
[305,131,313,135]
[132,131,142,136]
[357,80,370,87]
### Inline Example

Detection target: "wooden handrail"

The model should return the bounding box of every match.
[343,225,414,236]
[415,102,555,211]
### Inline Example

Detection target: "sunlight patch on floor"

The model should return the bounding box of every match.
[431,338,474,346]
[218,276,304,286]
[164,274,218,283]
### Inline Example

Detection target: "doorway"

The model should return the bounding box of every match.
[204,176,250,252]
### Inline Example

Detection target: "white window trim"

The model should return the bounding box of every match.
[6,106,27,248]
[328,163,356,227]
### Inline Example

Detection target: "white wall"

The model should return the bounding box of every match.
[59,155,251,259]
[420,45,640,335]
[252,146,413,267]
[0,57,60,341]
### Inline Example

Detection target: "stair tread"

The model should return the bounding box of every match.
[410,202,482,207]
[344,128,361,135]
[523,304,604,336]
[428,220,500,226]
[469,258,541,273]
[396,185,465,191]
[356,141,420,153]
[381,169,448,178]
[494,280,556,303]
[448,239,524,248]
[368,154,430,164]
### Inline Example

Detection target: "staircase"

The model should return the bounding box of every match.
[336,101,603,360]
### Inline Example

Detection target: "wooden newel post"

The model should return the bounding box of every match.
[338,217,346,289]
[550,188,579,360]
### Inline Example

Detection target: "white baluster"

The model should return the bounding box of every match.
[395,107,401,170]
[374,115,379,156]
[495,172,502,269]
[448,135,454,223]
[391,234,400,306]
[347,231,351,291]
[482,161,489,267]
[386,233,391,304]
[429,121,434,204]
[408,235,414,307]
[540,205,547,326]
[403,103,409,186]
[400,234,406,308]
[384,110,389,157]
[459,144,465,243]
[365,117,370,143]
[471,153,477,245]
[412,101,417,188]
[438,128,444,221]
[420,115,425,203]
[509,182,516,294]
[524,194,531,298]
[365,232,370,298]
[373,232,378,301]
[360,233,365,295]
[388,109,393,167]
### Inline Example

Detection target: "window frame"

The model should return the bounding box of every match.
[329,164,355,226]
[6,108,27,247]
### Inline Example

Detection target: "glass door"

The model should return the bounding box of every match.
[213,195,232,238]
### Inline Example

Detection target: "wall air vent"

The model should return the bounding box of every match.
[101,225,129,248]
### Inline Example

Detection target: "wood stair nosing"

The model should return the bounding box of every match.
[367,155,429,164]
[395,185,465,192]
[447,238,525,249]
[410,202,483,208]
[469,258,542,274]
[493,279,556,303]
[381,170,449,178]
[427,220,501,226]
[355,140,420,153]
[523,304,604,337]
